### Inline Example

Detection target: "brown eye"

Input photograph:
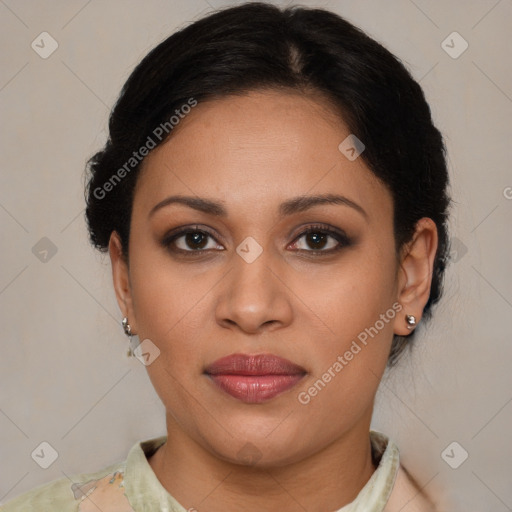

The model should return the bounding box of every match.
[302,232,331,250]
[162,227,224,253]
[180,232,210,250]
[290,224,351,254]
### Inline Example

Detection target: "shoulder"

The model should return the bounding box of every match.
[0,461,133,512]
[384,463,437,512]
[0,475,78,512]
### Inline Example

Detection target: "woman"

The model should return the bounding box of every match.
[1,2,450,511]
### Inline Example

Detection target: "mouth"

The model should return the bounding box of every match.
[204,353,307,404]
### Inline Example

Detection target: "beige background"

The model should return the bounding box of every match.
[1,1,511,510]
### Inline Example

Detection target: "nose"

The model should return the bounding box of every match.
[215,246,293,334]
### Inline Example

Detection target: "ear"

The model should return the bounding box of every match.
[393,218,438,336]
[109,231,138,334]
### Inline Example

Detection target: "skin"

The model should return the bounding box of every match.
[109,89,438,511]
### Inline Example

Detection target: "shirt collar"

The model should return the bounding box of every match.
[337,430,400,511]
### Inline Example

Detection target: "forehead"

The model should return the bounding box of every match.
[134,90,391,220]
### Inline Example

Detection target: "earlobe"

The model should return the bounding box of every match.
[108,231,137,332]
[393,218,438,336]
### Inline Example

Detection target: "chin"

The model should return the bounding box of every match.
[199,419,315,468]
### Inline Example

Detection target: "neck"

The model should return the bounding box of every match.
[148,412,377,512]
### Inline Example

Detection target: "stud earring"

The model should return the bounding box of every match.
[405,314,417,330]
[122,317,131,337]
[121,317,136,357]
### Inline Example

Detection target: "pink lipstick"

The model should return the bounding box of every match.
[204,353,306,403]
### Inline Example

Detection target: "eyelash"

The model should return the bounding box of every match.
[161,223,351,257]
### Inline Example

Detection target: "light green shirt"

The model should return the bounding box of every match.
[0,430,400,511]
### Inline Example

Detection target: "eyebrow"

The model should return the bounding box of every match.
[149,193,368,219]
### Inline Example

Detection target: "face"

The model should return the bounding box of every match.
[111,89,431,466]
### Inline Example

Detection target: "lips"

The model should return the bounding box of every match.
[204,353,306,403]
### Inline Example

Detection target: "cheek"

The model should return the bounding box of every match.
[127,244,210,360]
[294,288,396,436]
[127,254,211,413]
[294,242,398,343]
[292,242,398,394]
